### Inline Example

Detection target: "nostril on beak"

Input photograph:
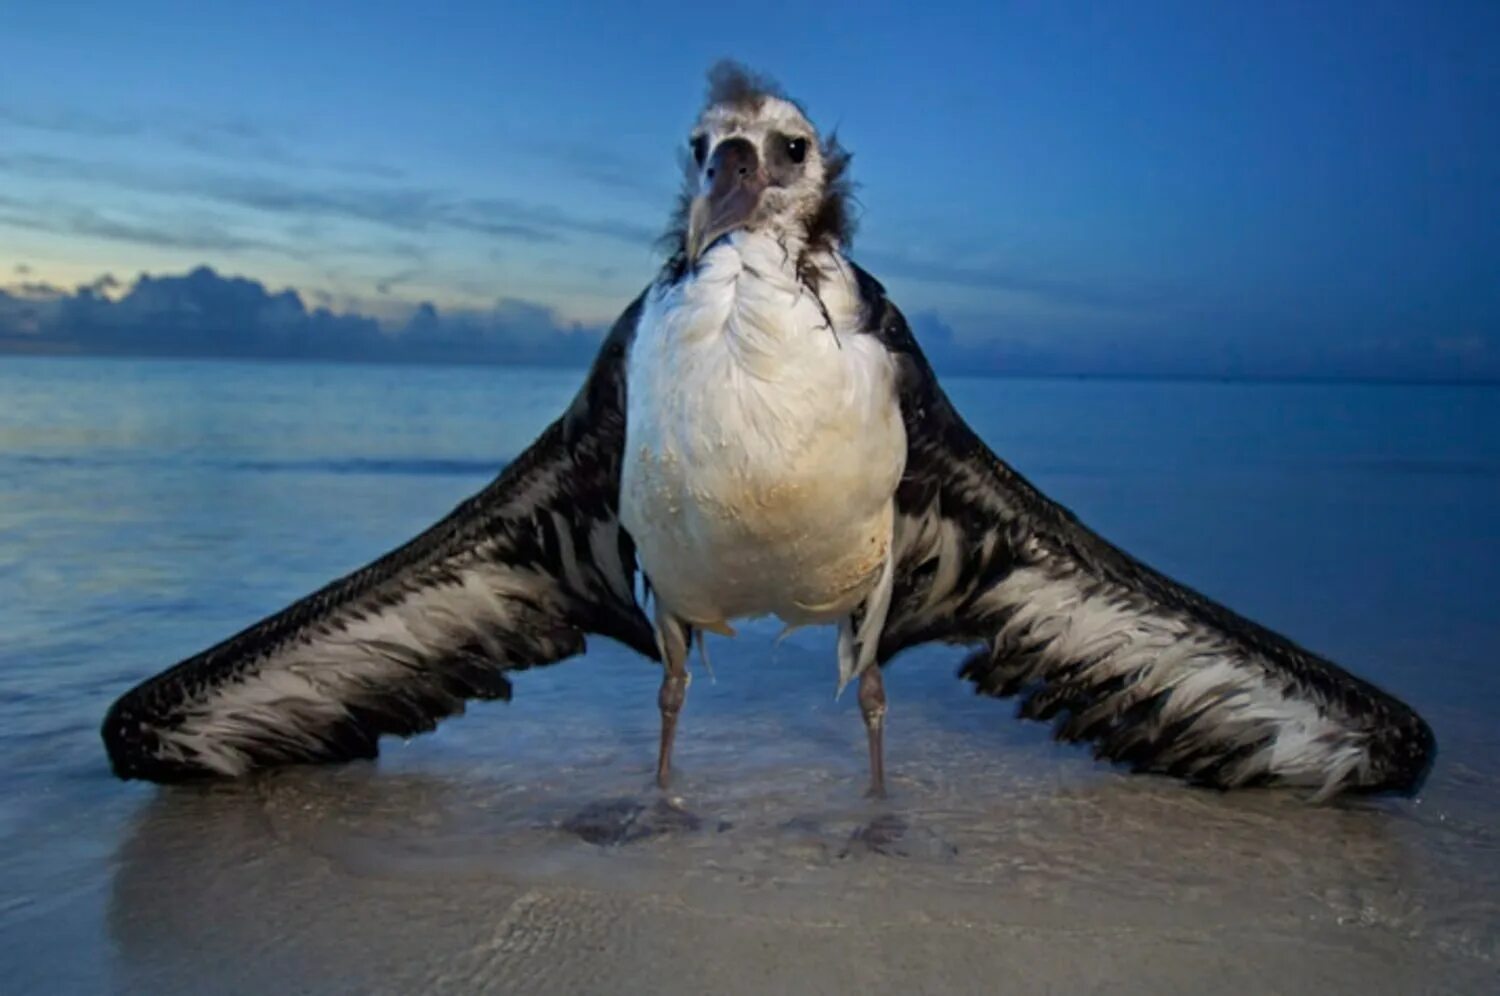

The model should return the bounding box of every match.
[704,137,759,191]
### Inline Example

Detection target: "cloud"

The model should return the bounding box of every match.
[0,102,688,206]
[2,263,1491,381]
[857,247,1166,315]
[0,150,657,249]
[80,273,120,296]
[168,116,407,180]
[375,269,421,295]
[532,140,676,203]
[0,106,142,139]
[1,202,280,255]
[6,280,69,300]
[459,195,658,244]
[0,265,606,366]
[0,104,405,180]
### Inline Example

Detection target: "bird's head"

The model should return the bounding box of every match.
[668,61,854,269]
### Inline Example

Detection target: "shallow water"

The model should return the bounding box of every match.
[1,356,1497,993]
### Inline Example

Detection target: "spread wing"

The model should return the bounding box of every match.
[102,296,658,782]
[854,267,1435,798]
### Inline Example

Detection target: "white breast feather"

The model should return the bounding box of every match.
[621,233,906,633]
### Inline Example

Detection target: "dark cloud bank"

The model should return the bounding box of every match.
[1,265,1493,381]
[0,266,604,367]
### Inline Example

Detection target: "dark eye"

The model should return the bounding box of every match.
[786,136,808,164]
[690,135,708,166]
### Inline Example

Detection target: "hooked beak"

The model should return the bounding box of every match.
[687,137,768,262]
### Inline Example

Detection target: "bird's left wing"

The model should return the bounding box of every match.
[851,266,1433,799]
[103,295,658,782]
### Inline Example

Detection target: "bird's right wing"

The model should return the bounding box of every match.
[852,266,1434,799]
[103,294,658,782]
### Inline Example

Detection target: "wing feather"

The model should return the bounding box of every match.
[102,296,657,781]
[853,266,1435,798]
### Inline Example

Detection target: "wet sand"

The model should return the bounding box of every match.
[4,633,1487,994]
[2,363,1497,993]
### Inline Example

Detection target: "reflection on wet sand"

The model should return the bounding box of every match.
[107,743,1491,995]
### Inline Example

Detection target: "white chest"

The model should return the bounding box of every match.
[619,235,906,630]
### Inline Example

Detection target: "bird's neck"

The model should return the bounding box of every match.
[664,230,853,330]
[665,226,844,293]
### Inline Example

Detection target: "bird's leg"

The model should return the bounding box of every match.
[657,667,688,789]
[858,665,888,799]
[654,614,690,790]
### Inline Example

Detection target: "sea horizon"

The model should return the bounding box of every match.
[4,347,1499,389]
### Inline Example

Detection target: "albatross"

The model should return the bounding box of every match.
[102,63,1434,801]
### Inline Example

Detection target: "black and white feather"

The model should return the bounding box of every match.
[850,266,1434,798]
[102,62,1435,798]
[102,299,657,781]
[103,269,1435,795]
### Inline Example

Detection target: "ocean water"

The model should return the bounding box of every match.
[1,355,1497,993]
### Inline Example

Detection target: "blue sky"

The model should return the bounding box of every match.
[1,1,1495,378]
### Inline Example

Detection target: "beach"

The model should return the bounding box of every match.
[2,357,1496,993]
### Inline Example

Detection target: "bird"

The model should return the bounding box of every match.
[102,62,1434,802]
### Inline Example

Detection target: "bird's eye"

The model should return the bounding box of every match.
[786,137,808,164]
[690,135,708,167]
